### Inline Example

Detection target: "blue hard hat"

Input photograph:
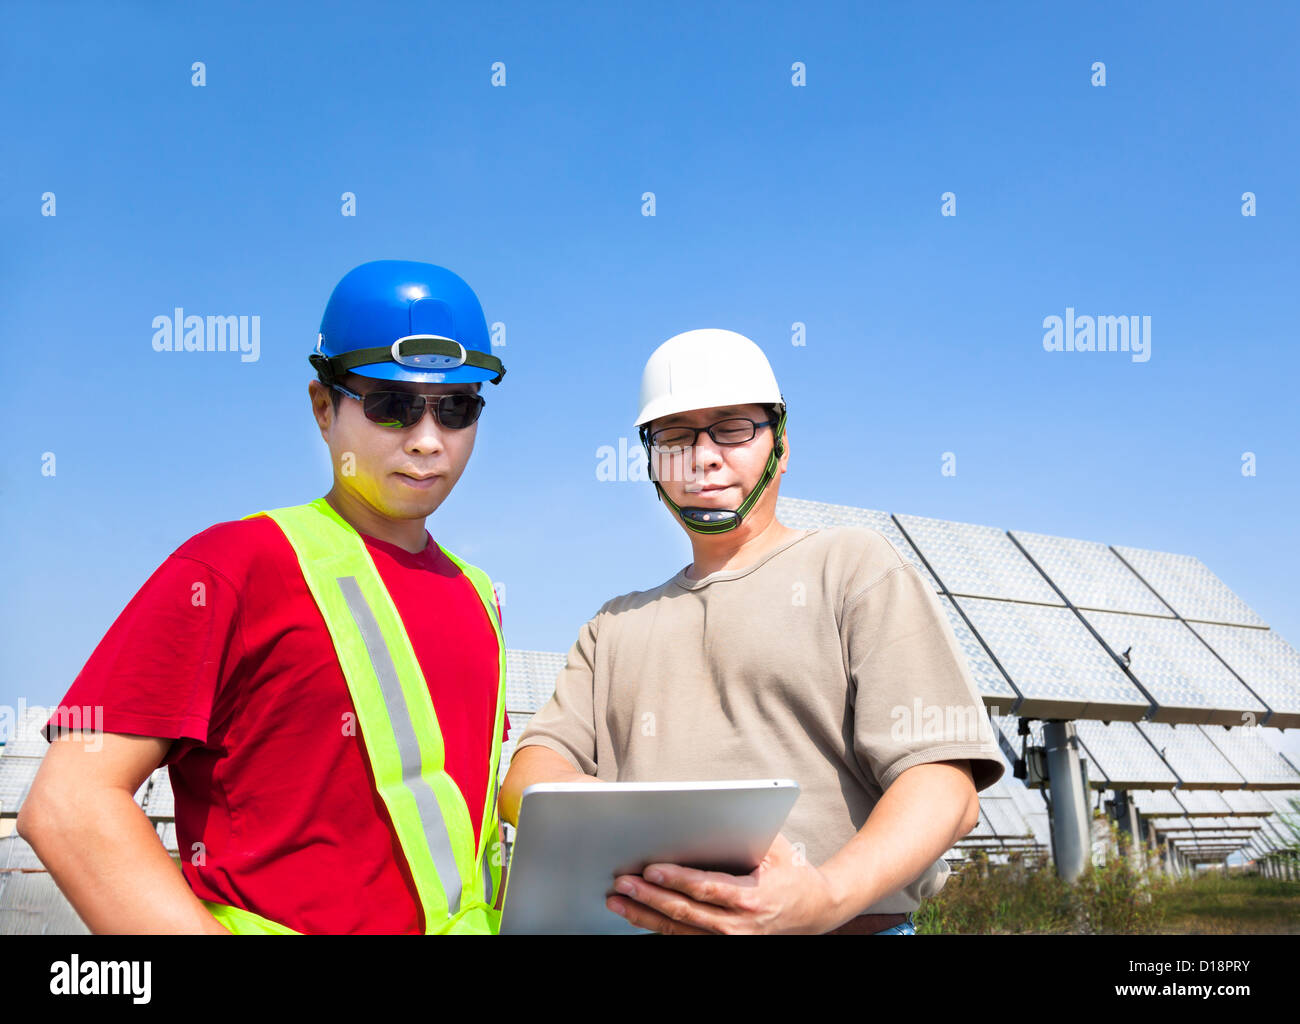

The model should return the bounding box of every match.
[311,260,505,385]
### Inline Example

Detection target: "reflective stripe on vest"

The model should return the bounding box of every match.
[206,498,505,935]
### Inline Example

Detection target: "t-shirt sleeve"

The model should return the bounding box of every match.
[43,553,244,762]
[512,612,600,776]
[845,563,1005,794]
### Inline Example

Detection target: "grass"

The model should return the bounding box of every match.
[916,831,1299,935]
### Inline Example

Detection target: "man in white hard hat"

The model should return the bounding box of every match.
[501,329,1005,934]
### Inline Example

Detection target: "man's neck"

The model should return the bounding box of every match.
[683,512,801,580]
[323,486,429,555]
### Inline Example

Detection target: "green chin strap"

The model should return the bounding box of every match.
[639,408,787,535]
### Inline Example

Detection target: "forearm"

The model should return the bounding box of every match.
[21,788,229,934]
[498,743,599,826]
[818,761,978,921]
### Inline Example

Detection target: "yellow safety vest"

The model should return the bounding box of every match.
[200,498,506,934]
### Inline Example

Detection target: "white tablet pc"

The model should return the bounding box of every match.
[499,779,800,935]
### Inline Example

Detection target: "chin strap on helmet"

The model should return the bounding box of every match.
[639,406,787,535]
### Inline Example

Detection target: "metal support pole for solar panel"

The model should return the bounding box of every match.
[1042,720,1091,881]
[1110,789,1144,871]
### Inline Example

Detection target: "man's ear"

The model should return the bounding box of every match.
[308,379,333,439]
[777,425,790,475]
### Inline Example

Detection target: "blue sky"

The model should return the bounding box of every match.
[3,2,1298,768]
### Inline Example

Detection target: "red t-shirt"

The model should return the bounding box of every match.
[44,513,508,934]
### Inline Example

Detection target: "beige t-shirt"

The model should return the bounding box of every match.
[515,525,1006,913]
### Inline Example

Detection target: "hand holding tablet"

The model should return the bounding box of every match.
[499,779,800,935]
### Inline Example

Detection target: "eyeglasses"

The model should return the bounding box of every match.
[331,383,485,429]
[647,416,776,454]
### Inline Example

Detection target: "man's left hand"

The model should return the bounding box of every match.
[604,833,847,935]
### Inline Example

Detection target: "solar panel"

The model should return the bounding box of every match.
[1171,840,1251,852]
[990,715,1025,762]
[1257,792,1300,841]
[1217,789,1273,815]
[0,757,41,815]
[1134,723,1246,788]
[0,869,90,936]
[955,598,1150,720]
[967,808,996,838]
[1079,610,1267,725]
[498,712,534,782]
[143,769,175,819]
[1,705,52,757]
[1009,531,1171,616]
[1186,623,1300,729]
[1003,775,1048,816]
[1110,545,1267,627]
[894,514,1061,604]
[1167,834,1256,844]
[505,650,566,714]
[1260,790,1300,817]
[1001,789,1052,844]
[776,498,943,591]
[1246,834,1281,853]
[1073,721,1178,788]
[0,836,46,870]
[1169,789,1234,815]
[1200,727,1300,788]
[1260,818,1297,847]
[1149,817,1261,832]
[977,779,1035,838]
[1128,789,1184,816]
[940,597,1018,704]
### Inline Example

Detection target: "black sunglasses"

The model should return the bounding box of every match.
[331,383,485,429]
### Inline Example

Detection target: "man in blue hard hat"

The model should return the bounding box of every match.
[20,260,512,934]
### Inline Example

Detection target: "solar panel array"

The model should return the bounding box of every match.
[776,496,1300,729]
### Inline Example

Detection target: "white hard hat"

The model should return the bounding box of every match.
[634,329,784,427]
